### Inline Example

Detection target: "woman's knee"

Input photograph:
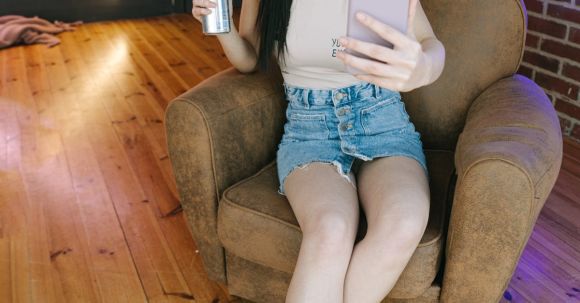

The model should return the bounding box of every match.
[367,212,429,253]
[394,215,429,248]
[301,211,358,254]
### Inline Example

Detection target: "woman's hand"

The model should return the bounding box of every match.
[336,0,431,92]
[192,0,217,23]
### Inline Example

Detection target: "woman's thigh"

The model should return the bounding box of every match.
[284,162,360,239]
[356,156,430,237]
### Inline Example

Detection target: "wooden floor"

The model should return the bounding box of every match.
[0,12,579,303]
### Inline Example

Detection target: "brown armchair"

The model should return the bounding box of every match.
[164,1,564,302]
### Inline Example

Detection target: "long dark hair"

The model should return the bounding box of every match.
[255,0,293,71]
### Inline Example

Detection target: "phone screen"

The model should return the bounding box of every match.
[345,0,410,74]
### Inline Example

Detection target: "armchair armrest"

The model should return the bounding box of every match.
[441,74,563,302]
[164,67,286,284]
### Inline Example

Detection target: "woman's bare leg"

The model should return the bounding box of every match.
[343,156,430,303]
[283,162,360,303]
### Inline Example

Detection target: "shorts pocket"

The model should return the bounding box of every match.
[284,112,331,141]
[360,96,409,136]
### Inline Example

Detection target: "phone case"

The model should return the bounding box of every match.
[345,0,410,75]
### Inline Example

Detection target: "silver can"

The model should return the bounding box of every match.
[202,0,231,35]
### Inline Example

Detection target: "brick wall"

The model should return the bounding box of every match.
[517,0,580,142]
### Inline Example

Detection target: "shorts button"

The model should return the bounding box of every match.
[340,123,348,131]
[337,108,351,116]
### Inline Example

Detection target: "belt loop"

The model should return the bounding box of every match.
[302,89,310,109]
[331,89,337,107]
[345,87,351,101]
[372,83,380,99]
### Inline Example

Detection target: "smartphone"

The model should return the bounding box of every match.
[345,0,410,75]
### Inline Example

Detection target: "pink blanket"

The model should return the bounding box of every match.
[0,15,82,49]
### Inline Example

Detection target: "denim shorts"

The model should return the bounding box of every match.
[276,81,429,196]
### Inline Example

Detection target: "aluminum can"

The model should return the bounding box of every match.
[201,0,231,35]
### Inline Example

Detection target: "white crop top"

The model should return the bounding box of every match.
[276,0,365,89]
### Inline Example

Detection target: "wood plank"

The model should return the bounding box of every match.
[0,62,30,298]
[77,21,180,217]
[57,20,230,302]
[563,137,580,172]
[0,49,21,173]
[561,152,580,180]
[81,90,191,303]
[115,20,189,98]
[10,44,100,302]
[142,16,222,79]
[0,42,5,94]
[499,284,531,303]
[0,171,31,302]
[1,45,53,303]
[537,199,580,255]
[166,14,231,72]
[82,21,230,303]
[531,216,580,271]
[550,169,580,211]
[57,25,186,303]
[83,20,181,118]
[16,45,60,303]
[521,239,580,292]
[507,254,571,302]
[83,21,180,206]
[0,48,6,170]
[103,21,180,110]
[126,18,205,87]
[50,49,148,302]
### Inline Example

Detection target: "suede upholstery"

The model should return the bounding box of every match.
[164,0,564,301]
[164,69,287,284]
[441,74,563,302]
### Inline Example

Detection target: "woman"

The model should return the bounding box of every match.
[193,0,445,302]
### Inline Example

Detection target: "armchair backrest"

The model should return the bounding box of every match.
[402,0,526,151]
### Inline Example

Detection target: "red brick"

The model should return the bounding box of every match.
[523,0,544,13]
[570,27,580,45]
[535,71,579,99]
[547,4,580,25]
[523,50,560,72]
[528,15,567,39]
[555,98,580,119]
[541,39,580,64]
[526,33,540,48]
[562,62,580,82]
[517,65,534,79]
[572,123,580,140]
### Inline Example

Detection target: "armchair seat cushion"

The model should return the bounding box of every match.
[217,149,456,299]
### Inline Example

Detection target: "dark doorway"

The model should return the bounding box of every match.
[182,0,242,13]
[0,0,174,22]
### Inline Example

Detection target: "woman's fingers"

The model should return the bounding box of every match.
[193,7,212,15]
[339,37,402,64]
[192,0,215,21]
[192,8,210,21]
[192,0,216,21]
